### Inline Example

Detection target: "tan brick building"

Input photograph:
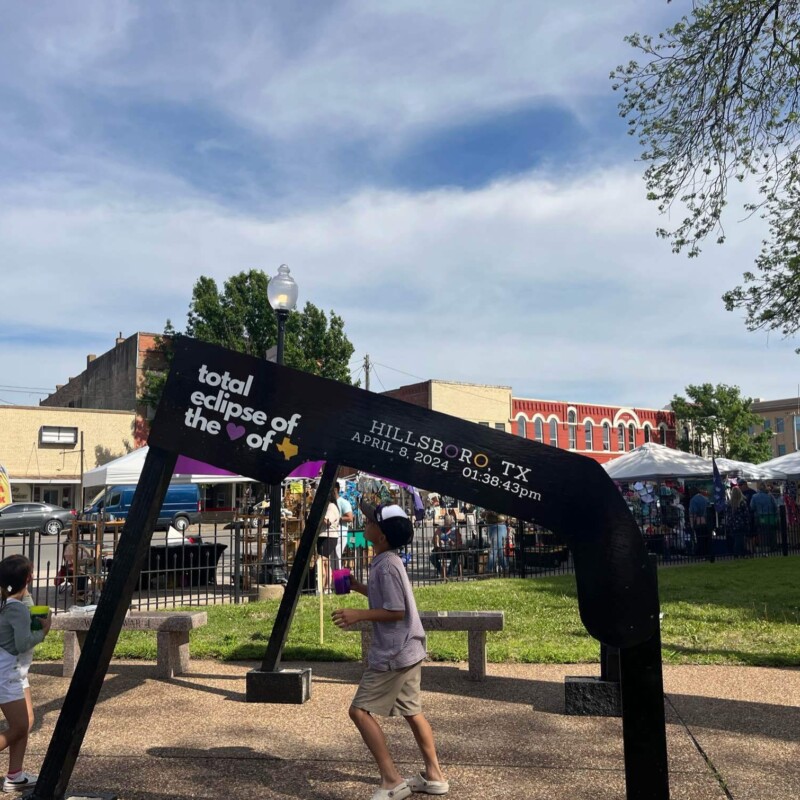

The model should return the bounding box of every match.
[751,397,800,458]
[0,405,135,508]
[40,332,166,446]
[383,380,513,430]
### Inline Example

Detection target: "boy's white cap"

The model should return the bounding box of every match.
[360,501,413,548]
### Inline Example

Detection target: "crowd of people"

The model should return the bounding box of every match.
[627,478,793,559]
[428,506,513,580]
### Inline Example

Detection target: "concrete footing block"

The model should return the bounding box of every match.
[564,676,621,717]
[246,668,312,704]
[257,585,285,601]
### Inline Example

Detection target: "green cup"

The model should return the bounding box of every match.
[29,605,49,631]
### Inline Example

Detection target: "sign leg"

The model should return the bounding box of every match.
[619,559,669,800]
[31,446,177,800]
[246,462,338,702]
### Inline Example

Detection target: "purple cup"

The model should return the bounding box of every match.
[332,568,351,595]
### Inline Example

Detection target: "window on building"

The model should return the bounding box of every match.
[644,425,651,443]
[603,422,611,451]
[39,426,78,445]
[534,418,543,443]
[764,419,771,430]
[584,422,593,451]
[748,425,755,435]
[478,421,490,427]
[628,423,636,450]
[494,423,505,431]
[776,417,785,433]
[549,419,558,447]
[516,417,527,438]
[778,444,787,456]
[617,424,625,451]
[660,424,667,445]
[568,410,577,449]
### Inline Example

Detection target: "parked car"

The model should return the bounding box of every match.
[0,503,76,535]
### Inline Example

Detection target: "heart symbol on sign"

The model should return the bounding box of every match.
[226,423,246,441]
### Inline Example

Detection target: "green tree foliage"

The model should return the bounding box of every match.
[612,1,800,345]
[141,270,355,407]
[670,383,772,462]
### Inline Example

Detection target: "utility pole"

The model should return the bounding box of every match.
[364,354,370,391]
[80,431,84,511]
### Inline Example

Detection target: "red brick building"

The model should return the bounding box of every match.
[511,398,676,465]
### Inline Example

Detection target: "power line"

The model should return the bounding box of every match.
[370,364,387,392]
[369,362,423,382]
[350,366,365,385]
[371,359,512,405]
[0,385,51,394]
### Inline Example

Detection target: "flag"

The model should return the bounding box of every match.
[0,464,11,507]
[711,458,726,513]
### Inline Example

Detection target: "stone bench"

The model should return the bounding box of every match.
[50,610,208,679]
[351,610,504,681]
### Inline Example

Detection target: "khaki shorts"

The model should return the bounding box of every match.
[352,660,423,717]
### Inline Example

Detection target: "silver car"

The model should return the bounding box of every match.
[0,502,76,535]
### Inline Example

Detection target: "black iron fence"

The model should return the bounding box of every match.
[10,505,799,613]
[626,500,799,564]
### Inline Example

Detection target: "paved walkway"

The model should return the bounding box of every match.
[22,659,799,799]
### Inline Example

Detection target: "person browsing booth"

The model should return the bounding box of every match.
[332,501,448,800]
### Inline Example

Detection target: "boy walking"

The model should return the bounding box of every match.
[332,501,448,800]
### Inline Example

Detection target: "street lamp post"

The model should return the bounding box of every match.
[263,265,298,584]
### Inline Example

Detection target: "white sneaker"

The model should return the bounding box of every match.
[3,772,37,792]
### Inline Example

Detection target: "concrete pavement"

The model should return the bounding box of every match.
[21,659,799,799]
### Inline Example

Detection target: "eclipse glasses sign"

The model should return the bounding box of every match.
[150,338,659,649]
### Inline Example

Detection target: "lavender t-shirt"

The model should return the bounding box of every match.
[366,550,426,671]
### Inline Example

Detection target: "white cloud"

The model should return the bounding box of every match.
[1,0,794,415]
[2,164,797,408]
[0,1,659,146]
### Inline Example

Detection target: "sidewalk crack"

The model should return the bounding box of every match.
[666,695,734,799]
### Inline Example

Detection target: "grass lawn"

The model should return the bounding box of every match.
[35,556,800,667]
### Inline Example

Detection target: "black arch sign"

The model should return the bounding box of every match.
[31,339,669,800]
[160,339,659,646]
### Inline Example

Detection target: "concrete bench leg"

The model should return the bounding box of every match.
[63,631,87,678]
[467,630,487,681]
[156,630,190,679]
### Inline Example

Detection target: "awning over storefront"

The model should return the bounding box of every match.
[10,478,81,484]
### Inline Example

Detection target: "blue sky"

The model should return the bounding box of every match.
[2,0,799,412]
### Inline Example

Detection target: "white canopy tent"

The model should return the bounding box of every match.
[83,446,256,489]
[758,450,800,479]
[603,442,713,482]
[713,457,787,481]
